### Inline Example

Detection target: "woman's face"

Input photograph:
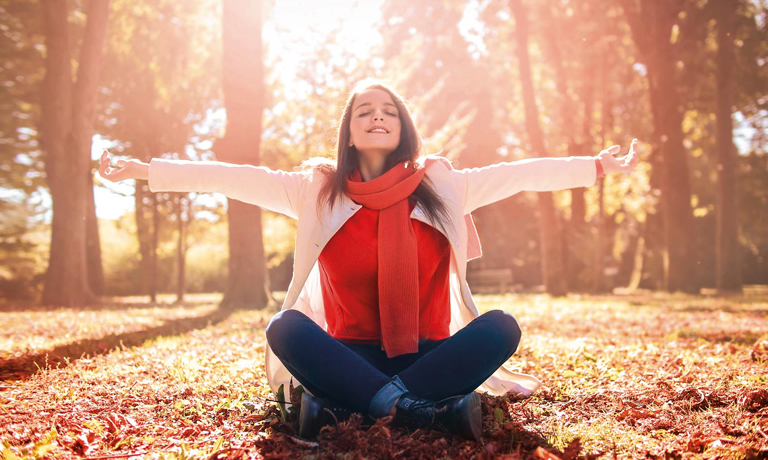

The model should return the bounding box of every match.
[348,88,402,159]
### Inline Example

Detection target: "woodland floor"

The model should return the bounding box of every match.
[1,291,767,460]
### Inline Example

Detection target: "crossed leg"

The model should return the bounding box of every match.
[265,309,521,416]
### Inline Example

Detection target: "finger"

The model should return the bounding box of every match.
[623,154,639,172]
[99,158,109,178]
[604,145,621,155]
[116,159,126,168]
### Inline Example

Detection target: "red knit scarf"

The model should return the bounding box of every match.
[346,162,428,358]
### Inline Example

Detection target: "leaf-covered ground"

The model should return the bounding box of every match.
[1,292,767,459]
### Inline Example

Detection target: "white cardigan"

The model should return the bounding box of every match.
[148,154,598,396]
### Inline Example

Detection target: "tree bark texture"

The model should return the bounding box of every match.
[510,0,568,296]
[217,0,270,310]
[620,0,698,293]
[150,194,160,303]
[543,17,593,291]
[135,183,154,297]
[176,194,187,303]
[40,0,110,307]
[593,66,615,293]
[715,0,743,293]
[86,173,104,295]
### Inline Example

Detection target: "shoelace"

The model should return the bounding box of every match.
[402,397,435,425]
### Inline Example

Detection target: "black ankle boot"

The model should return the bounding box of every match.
[298,392,357,439]
[394,392,482,441]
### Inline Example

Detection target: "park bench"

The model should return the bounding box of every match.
[466,268,516,294]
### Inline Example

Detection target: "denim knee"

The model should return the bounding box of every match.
[265,309,306,351]
[481,309,522,359]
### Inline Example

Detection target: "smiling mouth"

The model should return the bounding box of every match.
[367,127,389,134]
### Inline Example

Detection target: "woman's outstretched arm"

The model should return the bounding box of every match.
[98,151,308,219]
[457,140,641,214]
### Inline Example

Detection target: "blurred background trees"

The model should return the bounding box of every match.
[1,0,767,305]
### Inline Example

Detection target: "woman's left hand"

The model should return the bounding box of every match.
[598,139,640,175]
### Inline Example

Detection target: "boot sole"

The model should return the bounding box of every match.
[460,392,482,441]
[434,392,483,441]
[298,393,324,440]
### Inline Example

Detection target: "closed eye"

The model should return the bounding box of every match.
[357,111,398,117]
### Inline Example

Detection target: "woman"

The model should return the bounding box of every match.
[99,80,639,441]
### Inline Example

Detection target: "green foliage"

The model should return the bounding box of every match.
[0,197,49,300]
[99,213,142,295]
[2,0,768,296]
[0,0,46,196]
[0,1,50,300]
[262,211,297,270]
[739,152,768,283]
[275,383,288,422]
[99,0,221,158]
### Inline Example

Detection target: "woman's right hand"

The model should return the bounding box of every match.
[98,150,149,182]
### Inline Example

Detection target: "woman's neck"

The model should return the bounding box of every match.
[358,154,387,181]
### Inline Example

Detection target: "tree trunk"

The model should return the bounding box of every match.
[150,192,160,303]
[594,175,607,292]
[218,0,270,310]
[176,194,187,303]
[593,66,614,293]
[543,16,593,291]
[135,183,154,297]
[40,0,110,307]
[574,65,596,230]
[620,0,698,293]
[627,231,645,291]
[715,0,742,293]
[86,172,104,295]
[510,0,568,296]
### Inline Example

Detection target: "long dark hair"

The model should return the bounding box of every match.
[314,80,450,229]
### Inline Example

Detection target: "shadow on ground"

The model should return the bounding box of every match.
[0,306,235,381]
[0,294,225,313]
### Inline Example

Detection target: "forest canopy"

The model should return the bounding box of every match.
[1,0,767,304]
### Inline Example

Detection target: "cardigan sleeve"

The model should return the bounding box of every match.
[148,158,308,219]
[456,156,598,214]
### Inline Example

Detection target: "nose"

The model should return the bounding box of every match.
[373,114,383,121]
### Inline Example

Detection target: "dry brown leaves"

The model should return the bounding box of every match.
[752,340,768,363]
[1,293,768,459]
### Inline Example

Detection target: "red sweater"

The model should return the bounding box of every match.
[318,159,603,344]
[318,202,452,344]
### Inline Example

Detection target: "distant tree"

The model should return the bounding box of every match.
[0,0,48,297]
[0,0,46,199]
[619,0,698,293]
[98,0,220,300]
[536,1,603,291]
[217,0,270,310]
[173,193,189,302]
[715,0,742,293]
[509,0,568,296]
[40,0,110,306]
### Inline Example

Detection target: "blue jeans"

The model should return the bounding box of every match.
[265,309,521,418]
